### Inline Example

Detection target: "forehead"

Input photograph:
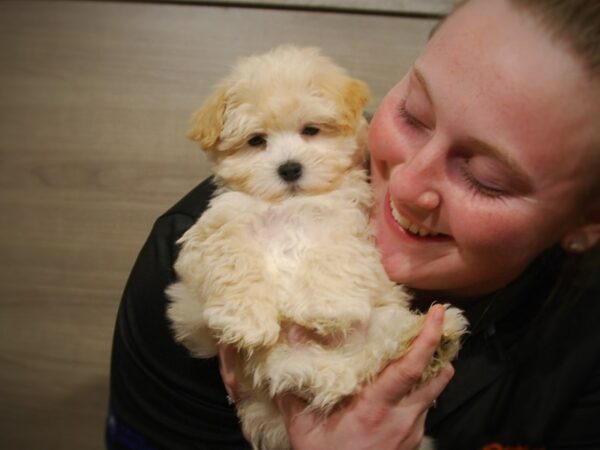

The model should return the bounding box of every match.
[420,0,600,187]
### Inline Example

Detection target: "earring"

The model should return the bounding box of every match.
[563,234,588,253]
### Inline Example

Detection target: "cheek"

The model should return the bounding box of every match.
[368,107,405,191]
[450,201,549,259]
[368,82,407,162]
[367,103,394,160]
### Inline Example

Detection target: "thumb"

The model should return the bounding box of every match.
[275,393,316,433]
[369,304,446,404]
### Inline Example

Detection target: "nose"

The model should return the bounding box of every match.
[277,160,303,183]
[390,141,443,212]
[414,190,440,210]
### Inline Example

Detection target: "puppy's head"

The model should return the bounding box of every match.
[188,45,371,201]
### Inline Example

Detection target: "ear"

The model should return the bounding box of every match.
[340,79,371,131]
[187,85,228,151]
[561,206,600,253]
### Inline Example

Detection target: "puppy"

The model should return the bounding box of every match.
[167,46,467,450]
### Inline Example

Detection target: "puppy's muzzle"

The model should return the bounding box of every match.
[278,160,303,183]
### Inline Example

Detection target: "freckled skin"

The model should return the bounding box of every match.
[369,0,600,297]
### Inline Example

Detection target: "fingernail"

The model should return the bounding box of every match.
[432,305,445,322]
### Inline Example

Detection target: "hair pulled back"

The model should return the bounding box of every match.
[452,0,600,79]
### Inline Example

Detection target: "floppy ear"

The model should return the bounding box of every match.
[187,86,228,151]
[340,78,371,132]
[561,205,600,253]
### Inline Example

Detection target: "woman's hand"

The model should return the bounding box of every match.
[276,304,452,450]
[218,304,453,449]
[218,343,241,403]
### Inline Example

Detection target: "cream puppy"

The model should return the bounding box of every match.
[167,46,467,450]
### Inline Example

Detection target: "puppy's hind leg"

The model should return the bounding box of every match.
[236,390,291,450]
[166,281,218,357]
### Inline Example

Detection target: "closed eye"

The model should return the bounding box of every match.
[459,161,507,199]
[398,99,427,130]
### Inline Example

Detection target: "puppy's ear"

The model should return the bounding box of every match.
[340,79,371,131]
[187,86,228,151]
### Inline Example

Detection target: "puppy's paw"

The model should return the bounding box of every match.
[308,369,361,412]
[206,304,281,350]
[293,301,371,336]
[423,305,468,382]
[441,305,469,342]
[238,320,281,349]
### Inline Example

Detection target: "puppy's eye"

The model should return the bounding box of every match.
[247,135,266,147]
[301,126,320,136]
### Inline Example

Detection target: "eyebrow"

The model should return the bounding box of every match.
[466,137,534,192]
[412,66,435,108]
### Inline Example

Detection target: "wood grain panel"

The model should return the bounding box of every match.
[0,1,436,448]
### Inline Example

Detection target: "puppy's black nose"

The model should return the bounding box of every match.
[277,161,303,183]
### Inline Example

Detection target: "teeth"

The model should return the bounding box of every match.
[390,200,438,237]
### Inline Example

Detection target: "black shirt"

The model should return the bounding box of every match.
[108,178,600,450]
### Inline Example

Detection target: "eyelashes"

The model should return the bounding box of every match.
[398,99,429,130]
[460,165,506,199]
[397,99,426,129]
[398,98,506,200]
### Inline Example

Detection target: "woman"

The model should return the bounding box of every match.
[107,0,600,448]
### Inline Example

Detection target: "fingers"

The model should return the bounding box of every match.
[273,309,453,450]
[371,304,446,404]
[403,364,454,411]
[275,393,315,434]
[404,409,428,450]
[217,344,239,402]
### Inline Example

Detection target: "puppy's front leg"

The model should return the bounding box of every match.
[282,246,375,335]
[197,244,281,350]
[176,197,284,350]
[204,286,281,350]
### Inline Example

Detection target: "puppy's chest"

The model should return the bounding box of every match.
[247,205,339,259]
[207,195,359,265]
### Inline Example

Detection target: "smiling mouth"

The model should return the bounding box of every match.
[389,197,441,238]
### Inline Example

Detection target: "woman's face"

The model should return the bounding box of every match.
[369,0,599,297]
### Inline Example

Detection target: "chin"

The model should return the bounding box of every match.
[165,45,468,450]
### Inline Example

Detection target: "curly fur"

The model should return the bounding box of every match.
[166,46,467,450]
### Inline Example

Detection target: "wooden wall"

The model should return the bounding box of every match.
[0,1,439,448]
[170,0,454,15]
